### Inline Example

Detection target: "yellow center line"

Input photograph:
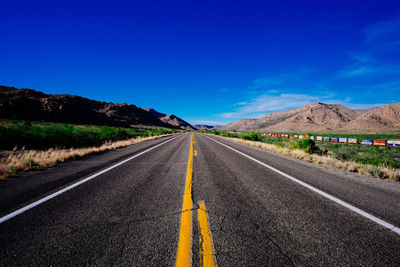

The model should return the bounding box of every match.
[198,201,217,267]
[176,134,194,267]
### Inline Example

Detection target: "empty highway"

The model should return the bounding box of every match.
[1,132,400,266]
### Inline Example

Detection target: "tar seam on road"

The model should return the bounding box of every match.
[176,133,194,267]
[198,200,217,267]
[204,135,400,236]
[0,135,181,224]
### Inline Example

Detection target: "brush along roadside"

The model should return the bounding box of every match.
[205,134,400,182]
[0,134,175,179]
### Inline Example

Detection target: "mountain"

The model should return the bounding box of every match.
[222,102,400,133]
[144,108,196,130]
[344,103,400,131]
[0,85,191,129]
[193,125,216,130]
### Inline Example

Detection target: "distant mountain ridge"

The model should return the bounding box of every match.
[223,102,400,133]
[144,108,196,130]
[0,85,194,129]
[193,125,216,130]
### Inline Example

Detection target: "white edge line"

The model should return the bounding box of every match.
[204,135,400,236]
[0,135,181,224]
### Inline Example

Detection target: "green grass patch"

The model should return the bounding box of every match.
[319,143,400,169]
[0,119,178,150]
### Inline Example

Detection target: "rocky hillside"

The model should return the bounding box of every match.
[0,85,192,129]
[223,102,400,133]
[144,108,196,130]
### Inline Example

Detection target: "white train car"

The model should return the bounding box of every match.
[388,140,400,147]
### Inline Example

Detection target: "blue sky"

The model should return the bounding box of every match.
[1,0,400,125]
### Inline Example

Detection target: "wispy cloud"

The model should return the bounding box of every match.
[219,93,320,119]
[339,17,400,77]
[219,92,386,120]
[364,17,400,48]
[351,79,400,94]
[339,53,400,77]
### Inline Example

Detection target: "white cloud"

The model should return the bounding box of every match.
[218,93,387,119]
[219,93,320,119]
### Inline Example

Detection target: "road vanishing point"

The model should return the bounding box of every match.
[1,132,400,266]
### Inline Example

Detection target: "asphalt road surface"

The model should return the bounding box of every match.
[1,132,400,266]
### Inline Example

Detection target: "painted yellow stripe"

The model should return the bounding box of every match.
[176,134,194,267]
[198,201,217,267]
[194,150,198,156]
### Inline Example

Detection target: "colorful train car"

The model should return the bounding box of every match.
[238,131,400,148]
[348,138,358,144]
[373,140,386,147]
[330,137,339,143]
[362,139,373,146]
[388,140,400,147]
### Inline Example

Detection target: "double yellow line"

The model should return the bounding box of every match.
[175,134,217,267]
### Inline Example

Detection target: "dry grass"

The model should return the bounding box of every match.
[0,134,174,178]
[210,134,400,182]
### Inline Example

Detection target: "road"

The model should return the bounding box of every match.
[1,132,400,266]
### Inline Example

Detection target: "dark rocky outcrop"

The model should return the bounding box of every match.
[0,85,190,129]
[144,108,196,130]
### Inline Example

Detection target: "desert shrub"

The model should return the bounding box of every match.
[241,132,260,141]
[275,142,285,148]
[296,139,316,153]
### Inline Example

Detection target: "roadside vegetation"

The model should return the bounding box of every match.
[0,119,177,150]
[202,130,400,182]
[0,119,179,178]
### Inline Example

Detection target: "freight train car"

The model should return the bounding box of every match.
[330,137,339,143]
[373,140,386,147]
[388,140,400,147]
[339,138,348,143]
[362,139,373,146]
[348,138,358,144]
